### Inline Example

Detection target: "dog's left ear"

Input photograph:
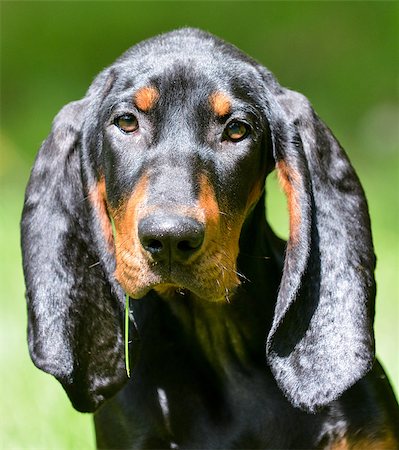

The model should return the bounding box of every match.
[261,77,376,412]
[20,69,137,413]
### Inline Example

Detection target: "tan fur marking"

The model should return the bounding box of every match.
[198,173,220,235]
[351,434,399,450]
[276,161,301,244]
[109,172,250,302]
[134,86,159,112]
[111,175,152,297]
[89,177,113,251]
[209,92,231,117]
[198,174,244,295]
[330,438,350,450]
[329,432,398,450]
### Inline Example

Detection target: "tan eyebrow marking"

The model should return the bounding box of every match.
[134,86,160,112]
[209,92,232,117]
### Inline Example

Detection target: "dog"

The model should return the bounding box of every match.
[21,28,399,449]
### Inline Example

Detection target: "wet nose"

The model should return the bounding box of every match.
[138,214,205,263]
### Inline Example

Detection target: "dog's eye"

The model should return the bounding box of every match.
[114,114,139,133]
[224,121,250,142]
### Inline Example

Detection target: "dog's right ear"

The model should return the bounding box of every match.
[21,69,138,413]
[259,78,376,413]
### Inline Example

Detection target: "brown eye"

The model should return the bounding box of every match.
[224,121,250,142]
[114,114,139,133]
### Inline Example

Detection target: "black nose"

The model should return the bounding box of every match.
[138,214,205,263]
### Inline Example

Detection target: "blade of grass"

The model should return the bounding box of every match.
[125,293,130,378]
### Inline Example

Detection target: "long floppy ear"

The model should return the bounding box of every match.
[263,83,376,412]
[21,72,138,412]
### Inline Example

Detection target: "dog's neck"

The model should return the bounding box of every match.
[161,295,256,373]
[153,197,282,374]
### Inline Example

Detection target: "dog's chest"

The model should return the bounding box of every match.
[95,363,315,449]
[95,298,321,449]
[147,370,309,449]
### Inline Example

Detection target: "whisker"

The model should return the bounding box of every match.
[80,194,90,204]
[236,271,250,283]
[89,261,101,269]
[239,252,271,260]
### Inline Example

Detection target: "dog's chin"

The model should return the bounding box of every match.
[118,259,240,303]
[153,284,228,303]
[124,280,232,303]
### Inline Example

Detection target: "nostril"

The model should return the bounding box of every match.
[138,217,168,258]
[177,240,191,252]
[178,239,197,252]
[145,238,163,253]
[177,233,203,252]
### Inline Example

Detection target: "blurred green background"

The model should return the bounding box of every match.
[1,2,398,448]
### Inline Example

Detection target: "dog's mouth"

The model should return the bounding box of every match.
[152,284,204,302]
[115,249,241,303]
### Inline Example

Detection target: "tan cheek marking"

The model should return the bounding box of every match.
[89,177,113,251]
[110,175,149,291]
[329,432,398,450]
[330,438,350,450]
[112,174,149,237]
[276,161,301,244]
[134,86,159,112]
[198,173,220,244]
[198,174,242,292]
[352,434,398,450]
[209,91,231,117]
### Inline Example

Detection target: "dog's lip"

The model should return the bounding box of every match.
[127,278,227,303]
[153,283,226,303]
[125,281,190,300]
[121,259,233,302]
[153,283,190,298]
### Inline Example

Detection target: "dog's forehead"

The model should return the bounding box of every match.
[111,31,263,104]
[110,62,260,118]
[117,28,257,76]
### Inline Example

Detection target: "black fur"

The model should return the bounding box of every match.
[21,28,399,449]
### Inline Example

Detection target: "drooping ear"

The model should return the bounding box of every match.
[21,71,138,413]
[263,83,376,412]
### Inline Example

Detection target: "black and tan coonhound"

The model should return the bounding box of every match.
[21,28,399,449]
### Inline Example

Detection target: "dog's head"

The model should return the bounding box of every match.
[21,28,375,413]
[89,32,273,303]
